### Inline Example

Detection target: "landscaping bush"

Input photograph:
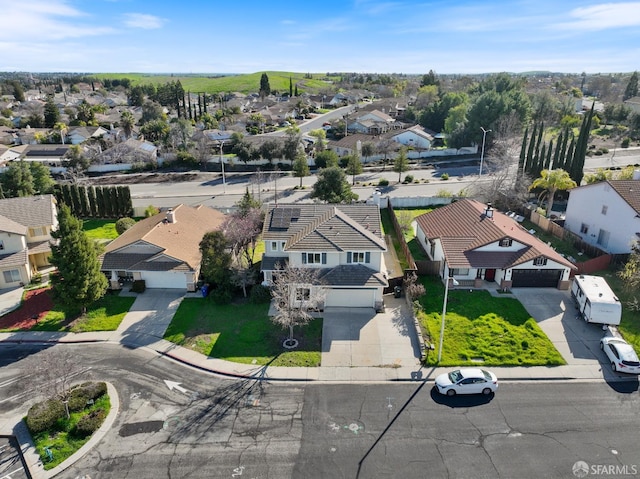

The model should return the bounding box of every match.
[250,284,272,304]
[378,178,389,187]
[73,409,107,437]
[622,137,630,148]
[26,399,65,434]
[210,285,233,305]
[131,280,146,293]
[441,173,450,180]
[115,217,136,235]
[404,174,414,183]
[67,382,107,412]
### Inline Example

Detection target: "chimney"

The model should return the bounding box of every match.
[166,208,176,224]
[484,203,494,219]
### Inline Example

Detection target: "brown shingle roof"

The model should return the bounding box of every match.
[103,204,226,271]
[263,204,386,252]
[0,215,27,235]
[0,249,28,268]
[608,180,640,214]
[415,199,575,269]
[0,195,56,228]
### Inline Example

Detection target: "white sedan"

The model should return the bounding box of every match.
[600,336,640,374]
[435,368,498,396]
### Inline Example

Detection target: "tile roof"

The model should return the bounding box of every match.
[608,180,640,214]
[263,204,386,252]
[0,215,27,235]
[0,249,28,268]
[103,204,226,272]
[415,199,575,269]
[0,195,57,228]
[319,264,388,287]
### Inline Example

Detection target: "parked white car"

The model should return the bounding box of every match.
[434,368,498,396]
[600,336,640,374]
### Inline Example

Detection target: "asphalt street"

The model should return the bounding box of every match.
[0,343,638,479]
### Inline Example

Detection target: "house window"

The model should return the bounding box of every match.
[302,252,326,265]
[280,241,286,251]
[601,205,608,215]
[533,257,547,266]
[295,287,311,302]
[29,227,47,237]
[451,268,469,276]
[271,241,278,252]
[3,269,20,283]
[499,238,513,247]
[0,240,4,250]
[597,229,610,248]
[580,223,589,234]
[347,251,370,264]
[430,240,436,258]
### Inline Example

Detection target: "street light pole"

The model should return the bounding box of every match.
[437,275,459,363]
[479,127,491,176]
[219,140,226,194]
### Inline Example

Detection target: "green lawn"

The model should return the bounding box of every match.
[29,293,135,333]
[31,393,110,470]
[96,71,339,95]
[417,276,565,367]
[82,219,119,241]
[163,299,322,366]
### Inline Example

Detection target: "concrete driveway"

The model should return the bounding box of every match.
[321,295,421,368]
[511,288,607,367]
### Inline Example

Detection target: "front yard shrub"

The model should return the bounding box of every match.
[441,173,450,180]
[131,280,146,293]
[378,178,389,187]
[250,284,272,304]
[26,399,65,434]
[73,409,107,437]
[622,137,630,148]
[115,217,136,235]
[210,285,233,305]
[68,382,107,411]
[404,174,414,183]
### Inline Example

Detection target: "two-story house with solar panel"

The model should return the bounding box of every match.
[261,204,388,311]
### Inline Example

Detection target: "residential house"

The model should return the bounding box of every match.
[98,138,157,165]
[415,199,575,289]
[101,204,226,291]
[261,204,388,309]
[0,195,59,288]
[20,144,71,173]
[348,109,397,135]
[564,175,640,254]
[391,125,434,150]
[67,126,109,145]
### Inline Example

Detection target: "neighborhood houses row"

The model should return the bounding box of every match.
[2,174,638,304]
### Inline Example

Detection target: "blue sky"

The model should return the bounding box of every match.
[1,0,639,74]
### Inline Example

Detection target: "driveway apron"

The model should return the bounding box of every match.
[510,288,605,366]
[321,295,421,368]
[117,289,185,340]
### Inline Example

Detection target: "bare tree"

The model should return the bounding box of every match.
[270,264,325,348]
[32,348,88,403]
[222,209,264,297]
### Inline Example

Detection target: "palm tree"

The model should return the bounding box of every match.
[529,169,577,218]
[54,122,67,144]
[120,111,135,140]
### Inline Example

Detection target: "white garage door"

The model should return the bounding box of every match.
[325,288,376,308]
[141,271,187,289]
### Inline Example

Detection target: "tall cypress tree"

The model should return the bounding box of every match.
[544,139,553,170]
[187,92,193,120]
[87,185,97,217]
[79,185,89,218]
[518,126,528,175]
[525,122,538,175]
[289,77,293,97]
[50,205,107,314]
[552,129,563,169]
[95,186,105,218]
[571,104,594,185]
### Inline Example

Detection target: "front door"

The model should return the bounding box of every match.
[485,269,496,281]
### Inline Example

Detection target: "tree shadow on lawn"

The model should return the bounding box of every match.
[164,299,323,367]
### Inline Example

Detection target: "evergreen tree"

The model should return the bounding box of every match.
[50,205,107,314]
[544,139,553,170]
[87,186,97,217]
[70,184,82,216]
[289,77,293,97]
[1,161,34,197]
[43,95,60,128]
[518,126,528,176]
[294,85,299,97]
[310,166,358,203]
[552,129,563,169]
[571,104,595,185]
[623,71,639,101]
[95,186,106,217]
[525,122,538,174]
[345,154,363,185]
[109,187,119,217]
[259,73,271,99]
[60,184,73,209]
[236,188,261,216]
[292,151,310,187]
[117,186,132,216]
[79,186,90,217]
[29,162,55,194]
[393,147,410,183]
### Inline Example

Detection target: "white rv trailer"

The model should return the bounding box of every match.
[571,275,622,326]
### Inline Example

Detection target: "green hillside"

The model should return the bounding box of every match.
[95,71,338,94]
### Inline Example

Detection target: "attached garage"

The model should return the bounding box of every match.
[140,271,187,289]
[511,269,562,288]
[324,288,377,308]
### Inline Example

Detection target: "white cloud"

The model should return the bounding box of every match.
[123,13,167,29]
[553,2,640,30]
[0,0,114,41]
